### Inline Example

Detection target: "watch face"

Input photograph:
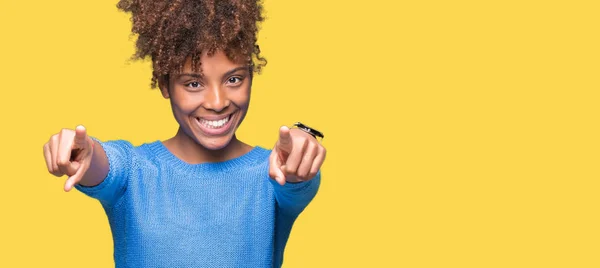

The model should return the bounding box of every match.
[294,122,324,139]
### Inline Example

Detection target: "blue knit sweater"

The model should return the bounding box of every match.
[75,139,321,268]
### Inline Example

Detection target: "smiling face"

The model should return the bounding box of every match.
[159,50,252,153]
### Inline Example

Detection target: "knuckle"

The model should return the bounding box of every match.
[311,164,322,174]
[295,137,307,147]
[285,168,294,175]
[60,128,74,138]
[56,159,69,167]
[306,141,315,150]
[57,167,67,175]
[287,165,298,173]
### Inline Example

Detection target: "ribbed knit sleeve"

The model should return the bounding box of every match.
[270,171,321,217]
[74,139,134,207]
[270,171,321,268]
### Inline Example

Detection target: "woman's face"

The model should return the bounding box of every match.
[160,50,252,151]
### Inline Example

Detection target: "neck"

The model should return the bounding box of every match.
[163,128,253,164]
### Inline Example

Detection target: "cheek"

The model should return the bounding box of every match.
[172,93,200,115]
[231,87,251,109]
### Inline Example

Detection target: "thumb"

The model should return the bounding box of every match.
[268,150,287,186]
[73,125,89,149]
[64,161,83,192]
[276,126,292,152]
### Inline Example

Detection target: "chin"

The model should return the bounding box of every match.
[196,135,235,151]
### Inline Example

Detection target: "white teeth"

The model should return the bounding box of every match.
[199,116,230,129]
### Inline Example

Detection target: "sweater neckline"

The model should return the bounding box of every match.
[147,140,268,174]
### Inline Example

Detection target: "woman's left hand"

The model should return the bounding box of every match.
[269,126,326,185]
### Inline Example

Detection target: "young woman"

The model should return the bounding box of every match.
[42,0,326,267]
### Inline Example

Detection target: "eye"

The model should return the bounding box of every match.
[184,81,203,90]
[226,76,243,85]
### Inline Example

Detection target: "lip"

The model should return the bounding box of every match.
[193,112,236,136]
[197,114,231,121]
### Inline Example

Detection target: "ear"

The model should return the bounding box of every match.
[158,75,170,99]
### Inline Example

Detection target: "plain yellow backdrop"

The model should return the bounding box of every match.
[1,0,599,267]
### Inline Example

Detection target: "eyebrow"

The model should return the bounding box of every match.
[176,66,250,80]
[177,73,202,79]
[223,66,250,78]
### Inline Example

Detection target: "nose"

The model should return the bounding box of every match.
[203,85,230,112]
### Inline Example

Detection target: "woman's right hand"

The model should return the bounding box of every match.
[43,125,95,192]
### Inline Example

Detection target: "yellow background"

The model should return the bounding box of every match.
[0,0,598,267]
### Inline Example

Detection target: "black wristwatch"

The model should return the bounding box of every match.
[293,122,324,140]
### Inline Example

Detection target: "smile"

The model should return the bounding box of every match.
[197,115,231,129]
[193,112,236,136]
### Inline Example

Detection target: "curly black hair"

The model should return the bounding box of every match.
[116,0,267,88]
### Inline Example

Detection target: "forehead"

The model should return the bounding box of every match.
[181,50,248,75]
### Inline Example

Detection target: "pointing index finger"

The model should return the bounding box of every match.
[276,126,293,154]
[277,125,292,146]
[73,125,88,148]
